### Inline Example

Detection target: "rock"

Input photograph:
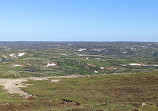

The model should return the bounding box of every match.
[141,102,146,106]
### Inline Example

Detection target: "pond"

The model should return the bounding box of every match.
[2,59,11,62]
[19,70,35,72]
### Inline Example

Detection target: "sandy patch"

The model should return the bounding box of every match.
[0,75,82,99]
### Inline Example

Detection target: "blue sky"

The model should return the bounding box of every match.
[0,0,158,41]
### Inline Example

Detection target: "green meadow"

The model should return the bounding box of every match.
[0,72,157,111]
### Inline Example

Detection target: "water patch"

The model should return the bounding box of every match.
[19,70,35,72]
[2,59,11,62]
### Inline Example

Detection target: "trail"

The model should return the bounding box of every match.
[0,75,82,99]
[0,78,30,98]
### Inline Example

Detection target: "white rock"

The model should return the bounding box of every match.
[100,67,104,70]
[45,63,57,67]
[14,64,22,67]
[141,102,146,106]
[94,49,102,52]
[129,63,141,66]
[9,54,16,57]
[17,52,25,57]
[77,48,86,51]
[94,70,98,73]
[152,65,158,66]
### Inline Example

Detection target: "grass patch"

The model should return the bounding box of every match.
[21,72,158,110]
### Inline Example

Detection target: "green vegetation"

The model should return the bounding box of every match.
[0,72,157,111]
[22,72,158,111]
[0,42,157,110]
[1,42,158,77]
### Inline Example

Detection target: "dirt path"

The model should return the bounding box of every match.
[0,78,30,98]
[0,77,60,99]
[0,75,82,99]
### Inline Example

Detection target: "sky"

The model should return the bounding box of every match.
[0,0,158,41]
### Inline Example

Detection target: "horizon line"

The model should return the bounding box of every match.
[0,40,158,42]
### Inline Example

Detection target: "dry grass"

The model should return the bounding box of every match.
[0,72,157,110]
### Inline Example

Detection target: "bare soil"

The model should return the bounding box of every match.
[0,75,82,99]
